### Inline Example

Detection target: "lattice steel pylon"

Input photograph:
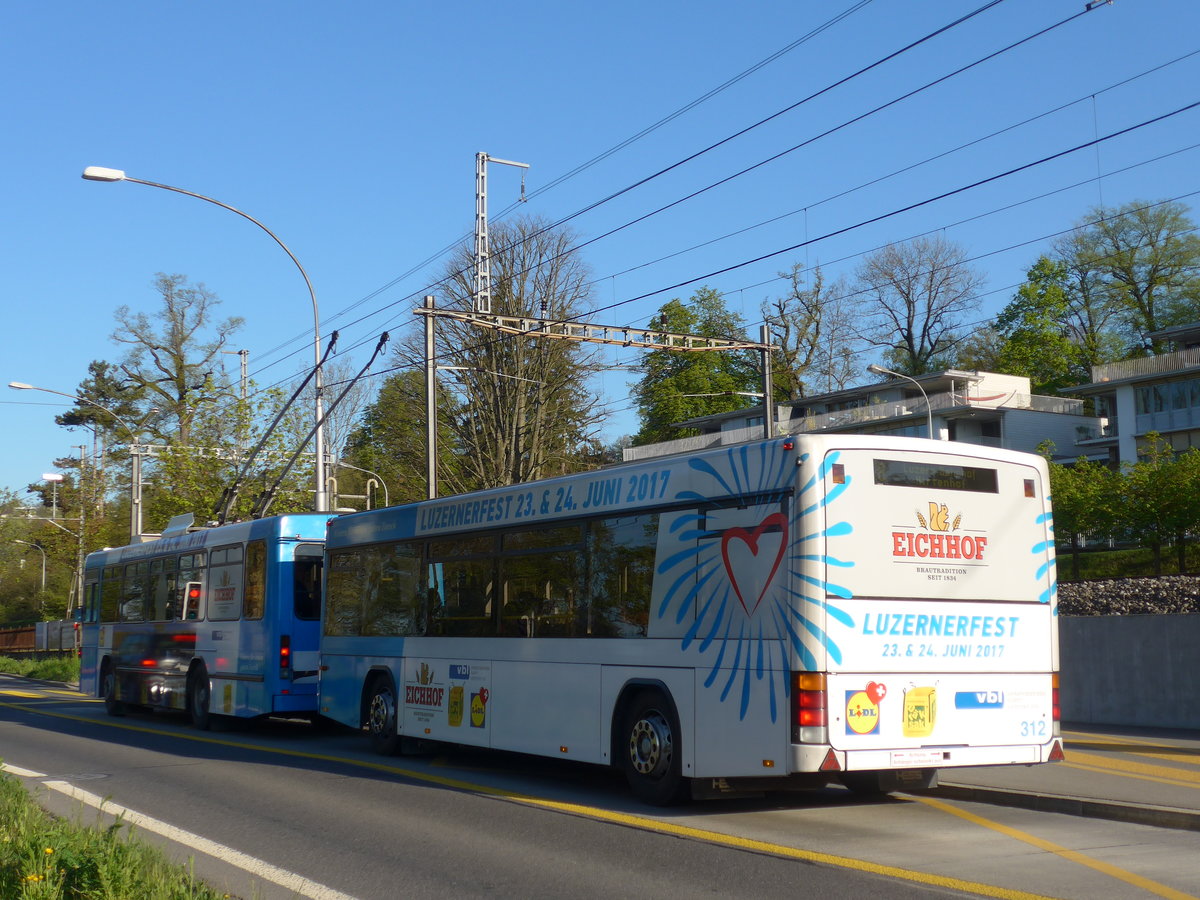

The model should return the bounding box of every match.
[473,152,529,314]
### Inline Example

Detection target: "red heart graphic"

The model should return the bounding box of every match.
[866,682,887,704]
[721,512,788,616]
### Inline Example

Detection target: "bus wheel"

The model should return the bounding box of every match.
[622,690,687,806]
[188,666,212,731]
[101,664,125,717]
[367,677,400,755]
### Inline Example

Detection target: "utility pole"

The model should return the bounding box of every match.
[474,152,529,314]
[425,295,438,499]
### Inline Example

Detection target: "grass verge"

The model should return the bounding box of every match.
[0,656,80,684]
[0,771,228,899]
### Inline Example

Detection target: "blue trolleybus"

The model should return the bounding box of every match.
[78,513,329,728]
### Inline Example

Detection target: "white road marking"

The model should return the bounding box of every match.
[32,778,359,900]
[1,762,47,778]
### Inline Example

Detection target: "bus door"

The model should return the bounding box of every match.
[285,543,323,693]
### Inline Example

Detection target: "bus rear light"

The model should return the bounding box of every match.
[792,672,828,742]
[1024,479,1036,498]
[141,658,156,668]
[279,635,291,679]
[1051,673,1060,724]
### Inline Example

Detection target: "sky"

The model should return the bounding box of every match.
[2,0,1197,499]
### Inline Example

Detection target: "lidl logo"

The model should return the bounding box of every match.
[845,689,881,736]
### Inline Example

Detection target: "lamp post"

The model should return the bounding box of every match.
[331,460,390,509]
[82,166,329,513]
[13,540,46,594]
[866,364,936,439]
[10,382,145,541]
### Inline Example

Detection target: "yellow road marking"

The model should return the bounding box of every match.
[1067,750,1200,785]
[1065,732,1200,767]
[0,699,1051,900]
[0,690,44,698]
[1063,760,1200,791]
[913,795,1198,900]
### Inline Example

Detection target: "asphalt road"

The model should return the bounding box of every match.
[2,675,1198,900]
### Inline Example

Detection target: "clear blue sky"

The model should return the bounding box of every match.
[2,0,1197,498]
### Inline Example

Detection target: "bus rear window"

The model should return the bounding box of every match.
[873,459,998,493]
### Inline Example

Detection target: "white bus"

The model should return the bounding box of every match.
[318,435,1062,803]
[79,514,329,728]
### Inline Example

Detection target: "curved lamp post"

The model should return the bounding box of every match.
[13,539,46,595]
[866,364,936,439]
[9,381,145,540]
[81,166,329,513]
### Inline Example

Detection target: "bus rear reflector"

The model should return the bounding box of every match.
[820,749,841,772]
[1048,739,1065,762]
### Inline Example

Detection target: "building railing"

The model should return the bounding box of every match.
[623,388,1087,461]
[1090,347,1200,383]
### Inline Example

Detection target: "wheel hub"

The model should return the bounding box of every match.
[629,712,672,776]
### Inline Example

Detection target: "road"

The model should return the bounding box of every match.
[1,674,1198,900]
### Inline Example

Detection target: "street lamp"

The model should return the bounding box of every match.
[82,165,330,513]
[866,364,936,440]
[10,381,145,540]
[13,540,46,594]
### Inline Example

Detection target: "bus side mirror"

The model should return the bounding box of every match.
[183,582,202,620]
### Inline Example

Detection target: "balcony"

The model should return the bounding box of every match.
[1090,347,1200,383]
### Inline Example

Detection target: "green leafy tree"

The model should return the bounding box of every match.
[1044,449,1120,581]
[633,288,759,445]
[1121,432,1190,575]
[111,273,244,446]
[1066,200,1200,352]
[992,257,1082,393]
[341,369,465,506]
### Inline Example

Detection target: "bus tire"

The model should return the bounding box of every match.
[101,662,125,717]
[621,689,688,806]
[367,676,400,756]
[188,665,212,731]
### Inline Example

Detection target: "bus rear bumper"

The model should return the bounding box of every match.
[796,740,1056,772]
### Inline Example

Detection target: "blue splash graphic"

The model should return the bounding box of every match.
[656,442,855,721]
[1035,502,1058,614]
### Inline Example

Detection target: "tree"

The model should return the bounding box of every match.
[111,273,244,445]
[633,288,759,446]
[1066,200,1200,351]
[991,257,1082,394]
[412,216,602,490]
[341,369,464,506]
[761,265,859,400]
[853,235,985,375]
[1121,433,1185,576]
[1044,450,1120,581]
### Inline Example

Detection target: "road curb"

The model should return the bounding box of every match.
[926,783,1200,832]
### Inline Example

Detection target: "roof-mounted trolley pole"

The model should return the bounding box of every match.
[474,152,529,314]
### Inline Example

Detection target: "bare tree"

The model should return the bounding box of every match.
[853,236,984,375]
[395,216,602,491]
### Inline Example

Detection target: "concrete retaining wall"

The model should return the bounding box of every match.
[1060,614,1200,729]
